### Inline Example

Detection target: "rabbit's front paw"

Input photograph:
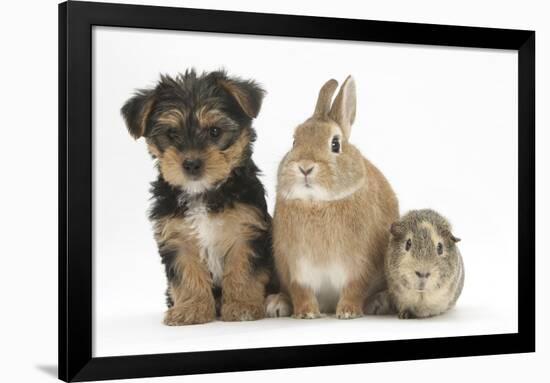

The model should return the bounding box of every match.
[293,301,321,319]
[336,301,363,319]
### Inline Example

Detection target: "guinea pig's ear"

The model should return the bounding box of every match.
[329,75,356,140]
[313,79,338,117]
[442,229,461,243]
[219,76,265,119]
[390,222,406,238]
[121,89,156,139]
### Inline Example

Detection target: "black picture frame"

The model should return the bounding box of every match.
[59,1,535,381]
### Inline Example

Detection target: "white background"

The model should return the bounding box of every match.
[0,0,548,382]
[93,27,518,357]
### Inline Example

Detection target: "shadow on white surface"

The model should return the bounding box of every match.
[35,365,57,379]
[95,302,516,357]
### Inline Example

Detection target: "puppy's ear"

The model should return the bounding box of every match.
[390,221,406,238]
[219,77,265,119]
[442,229,461,243]
[329,75,356,139]
[121,89,156,139]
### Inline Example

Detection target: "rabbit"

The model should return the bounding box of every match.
[267,76,399,319]
[365,209,464,319]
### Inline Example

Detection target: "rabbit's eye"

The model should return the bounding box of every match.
[405,239,412,251]
[437,242,443,255]
[331,136,340,153]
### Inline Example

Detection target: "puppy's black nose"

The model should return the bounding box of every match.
[415,271,431,279]
[182,158,203,176]
[299,166,314,176]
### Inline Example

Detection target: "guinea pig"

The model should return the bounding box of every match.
[366,209,464,319]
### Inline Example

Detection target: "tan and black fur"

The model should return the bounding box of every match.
[267,76,399,319]
[121,70,273,325]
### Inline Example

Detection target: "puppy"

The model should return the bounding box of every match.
[121,70,273,325]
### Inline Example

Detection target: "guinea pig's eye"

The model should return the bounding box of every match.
[209,126,221,139]
[331,136,341,153]
[405,239,412,251]
[437,242,443,255]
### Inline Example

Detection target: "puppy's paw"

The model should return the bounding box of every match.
[163,301,216,326]
[265,293,292,318]
[221,300,265,321]
[336,301,363,319]
[292,301,321,319]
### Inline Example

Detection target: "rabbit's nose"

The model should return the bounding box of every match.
[415,271,431,279]
[299,166,314,176]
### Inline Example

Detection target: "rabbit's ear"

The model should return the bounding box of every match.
[314,79,338,117]
[121,88,156,139]
[329,75,356,139]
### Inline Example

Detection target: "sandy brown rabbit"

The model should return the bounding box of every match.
[266,76,399,319]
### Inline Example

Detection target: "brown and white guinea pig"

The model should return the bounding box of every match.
[266,76,399,319]
[365,209,464,319]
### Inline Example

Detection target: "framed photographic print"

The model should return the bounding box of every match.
[59,1,535,381]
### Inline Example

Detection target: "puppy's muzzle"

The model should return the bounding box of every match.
[182,158,203,177]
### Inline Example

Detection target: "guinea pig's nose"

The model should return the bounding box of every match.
[299,166,314,176]
[182,158,203,176]
[415,271,431,279]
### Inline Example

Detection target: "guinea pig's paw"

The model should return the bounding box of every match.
[221,300,265,321]
[292,302,321,319]
[365,295,385,315]
[265,293,292,318]
[398,310,416,319]
[364,290,394,315]
[336,301,363,319]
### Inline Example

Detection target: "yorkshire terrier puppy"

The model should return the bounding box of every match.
[121,70,273,325]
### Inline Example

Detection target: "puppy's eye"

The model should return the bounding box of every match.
[331,136,340,153]
[166,128,179,139]
[437,242,443,255]
[209,126,221,139]
[405,239,412,251]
